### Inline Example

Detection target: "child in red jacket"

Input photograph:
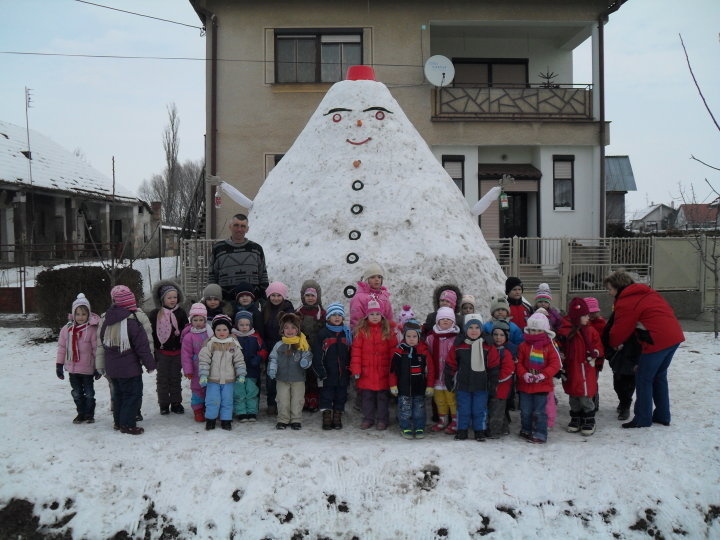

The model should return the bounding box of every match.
[516,313,561,444]
[584,297,607,412]
[485,320,516,438]
[557,298,604,436]
[351,299,398,430]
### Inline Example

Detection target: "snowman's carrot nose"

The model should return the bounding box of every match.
[356,119,363,127]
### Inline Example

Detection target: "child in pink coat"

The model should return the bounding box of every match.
[56,293,101,423]
[181,303,213,422]
[349,262,394,330]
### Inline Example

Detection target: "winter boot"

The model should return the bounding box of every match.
[170,403,184,414]
[205,419,216,430]
[567,412,582,433]
[322,410,334,430]
[454,429,468,440]
[221,420,232,431]
[160,404,170,415]
[445,415,458,435]
[333,411,343,430]
[581,412,596,436]
[475,430,486,442]
[617,407,630,421]
[414,428,425,439]
[401,429,414,440]
[430,415,449,432]
[193,408,205,422]
[73,414,85,424]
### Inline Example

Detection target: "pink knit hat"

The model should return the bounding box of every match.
[265,281,289,300]
[189,302,207,320]
[397,305,415,327]
[436,306,455,322]
[584,297,601,313]
[366,299,382,314]
[439,289,458,309]
[111,285,137,311]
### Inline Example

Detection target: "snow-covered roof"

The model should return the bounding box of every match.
[0,120,137,202]
[628,203,674,222]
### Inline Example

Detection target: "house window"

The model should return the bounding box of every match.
[553,155,574,209]
[276,30,362,83]
[442,155,465,194]
[265,153,286,177]
[452,59,528,88]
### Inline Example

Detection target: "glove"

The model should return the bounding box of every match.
[389,386,398,396]
[236,376,245,384]
[184,373,193,380]
[523,372,534,383]
[199,376,208,387]
[354,374,360,380]
[93,370,102,381]
[534,373,545,383]
[146,369,155,374]
[55,364,64,380]
[425,387,434,397]
[586,357,596,367]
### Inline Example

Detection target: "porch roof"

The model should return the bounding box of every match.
[477,163,542,181]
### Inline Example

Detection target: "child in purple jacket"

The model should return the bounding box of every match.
[56,293,101,424]
[181,303,213,423]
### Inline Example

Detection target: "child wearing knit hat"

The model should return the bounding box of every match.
[516,313,561,443]
[350,299,398,430]
[421,284,463,336]
[556,298,604,436]
[533,283,563,332]
[232,310,267,422]
[389,319,435,439]
[484,320,516,438]
[56,293,101,424]
[482,295,524,346]
[180,303,212,422]
[460,295,476,316]
[296,279,326,413]
[349,261,395,331]
[312,302,353,430]
[148,279,189,416]
[505,277,534,330]
[584,297,607,414]
[202,283,232,321]
[426,306,461,434]
[261,281,295,416]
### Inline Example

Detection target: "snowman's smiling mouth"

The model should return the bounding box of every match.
[346,137,372,145]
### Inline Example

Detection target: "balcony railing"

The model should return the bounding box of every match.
[433,84,593,120]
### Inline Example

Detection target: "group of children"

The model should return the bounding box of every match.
[56,266,611,444]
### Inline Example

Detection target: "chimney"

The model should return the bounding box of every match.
[151,201,162,222]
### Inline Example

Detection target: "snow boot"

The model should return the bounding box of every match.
[206,419,216,430]
[567,412,582,433]
[414,428,425,439]
[120,426,144,435]
[160,404,170,415]
[170,403,184,414]
[617,407,630,421]
[430,414,449,432]
[290,422,302,430]
[454,429,468,441]
[221,420,232,431]
[193,409,205,422]
[445,415,458,435]
[322,410,333,430]
[73,414,85,424]
[475,430,486,442]
[581,412,596,436]
[333,411,343,430]
[85,417,95,424]
[401,429,414,440]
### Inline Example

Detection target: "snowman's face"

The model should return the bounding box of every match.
[323,105,393,147]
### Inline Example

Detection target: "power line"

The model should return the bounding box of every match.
[74,0,204,31]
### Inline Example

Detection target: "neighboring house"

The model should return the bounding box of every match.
[674,203,719,230]
[190,0,627,239]
[0,119,151,263]
[605,155,637,227]
[628,204,676,233]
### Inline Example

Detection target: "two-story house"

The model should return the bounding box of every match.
[189,0,626,239]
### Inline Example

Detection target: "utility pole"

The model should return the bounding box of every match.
[20,87,34,315]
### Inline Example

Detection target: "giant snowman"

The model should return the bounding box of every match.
[248,66,506,317]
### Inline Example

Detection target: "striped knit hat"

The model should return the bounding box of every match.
[535,283,552,302]
[111,285,137,311]
[325,302,345,319]
[189,303,207,320]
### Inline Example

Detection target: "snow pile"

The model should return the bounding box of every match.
[249,77,506,316]
[0,329,718,538]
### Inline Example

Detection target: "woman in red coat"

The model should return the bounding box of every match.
[604,271,685,428]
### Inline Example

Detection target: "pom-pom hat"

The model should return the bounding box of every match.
[535,283,552,302]
[397,305,415,327]
[525,312,555,338]
[568,297,590,323]
[189,303,207,319]
[72,293,91,314]
[111,285,137,311]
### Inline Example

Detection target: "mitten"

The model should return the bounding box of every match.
[199,376,208,387]
[93,370,102,381]
[425,387,434,397]
[354,374,360,380]
[522,372,534,383]
[586,357,596,367]
[55,364,64,380]
[534,373,545,383]
[146,369,155,374]
[236,376,245,384]
[184,373,193,380]
[389,386,398,396]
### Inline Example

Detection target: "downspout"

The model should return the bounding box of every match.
[193,3,218,239]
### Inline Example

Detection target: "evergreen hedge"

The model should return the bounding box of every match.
[35,266,143,333]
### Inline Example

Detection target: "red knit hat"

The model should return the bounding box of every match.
[568,297,590,323]
[111,285,137,311]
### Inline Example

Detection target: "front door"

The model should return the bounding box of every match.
[500,192,528,238]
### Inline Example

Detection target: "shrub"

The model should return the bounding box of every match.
[35,266,143,333]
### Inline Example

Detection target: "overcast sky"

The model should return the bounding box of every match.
[1,0,718,214]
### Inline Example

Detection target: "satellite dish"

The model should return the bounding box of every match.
[424,55,455,87]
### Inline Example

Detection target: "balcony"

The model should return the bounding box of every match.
[432,84,593,121]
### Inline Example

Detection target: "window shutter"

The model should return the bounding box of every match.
[554,161,572,179]
[444,161,463,179]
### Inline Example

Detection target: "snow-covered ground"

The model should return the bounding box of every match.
[0,329,718,539]
[0,256,180,297]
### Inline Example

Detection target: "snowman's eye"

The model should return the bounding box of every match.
[332,113,342,123]
[374,111,385,121]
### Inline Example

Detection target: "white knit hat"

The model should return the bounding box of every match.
[525,312,555,338]
[72,293,91,314]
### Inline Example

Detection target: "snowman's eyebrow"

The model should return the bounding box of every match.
[362,106,393,113]
[323,108,353,115]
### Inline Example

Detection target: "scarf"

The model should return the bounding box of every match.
[210,336,235,345]
[464,338,485,372]
[281,333,310,351]
[299,304,323,321]
[67,322,88,363]
[103,318,131,353]
[191,325,213,338]
[157,305,180,345]
[432,323,460,335]
[326,323,352,345]
[524,333,550,372]
[233,328,255,338]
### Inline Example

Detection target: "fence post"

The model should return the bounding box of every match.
[699,235,707,311]
[649,236,657,288]
[559,239,570,309]
[511,236,520,277]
